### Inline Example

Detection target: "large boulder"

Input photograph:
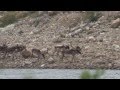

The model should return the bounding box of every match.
[111,18,120,28]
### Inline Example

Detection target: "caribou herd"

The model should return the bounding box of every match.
[0,43,82,62]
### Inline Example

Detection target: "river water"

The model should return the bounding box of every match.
[0,69,119,79]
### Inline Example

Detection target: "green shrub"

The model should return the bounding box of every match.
[80,70,105,79]
[80,70,93,79]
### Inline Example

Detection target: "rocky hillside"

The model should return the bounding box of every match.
[0,11,120,69]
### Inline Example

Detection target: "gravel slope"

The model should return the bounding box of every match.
[0,11,120,69]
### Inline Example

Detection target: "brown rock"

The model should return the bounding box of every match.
[21,49,32,59]
[111,18,120,28]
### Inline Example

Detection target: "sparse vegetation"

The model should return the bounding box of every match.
[0,11,37,27]
[80,70,105,79]
[0,12,18,27]
[83,11,102,22]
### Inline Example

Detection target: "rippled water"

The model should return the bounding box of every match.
[0,69,119,79]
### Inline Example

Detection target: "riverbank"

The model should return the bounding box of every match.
[0,69,119,79]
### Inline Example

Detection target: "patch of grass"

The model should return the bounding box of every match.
[0,11,37,27]
[80,70,105,79]
[0,12,18,27]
